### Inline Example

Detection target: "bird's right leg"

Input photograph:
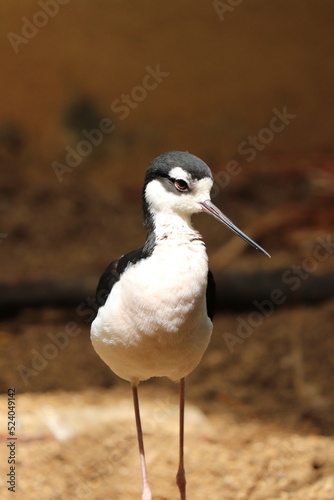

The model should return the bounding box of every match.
[176,377,186,500]
[132,383,152,500]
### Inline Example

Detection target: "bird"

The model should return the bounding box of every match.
[90,151,270,500]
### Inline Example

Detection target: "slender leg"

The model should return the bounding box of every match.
[132,383,152,500]
[176,377,186,500]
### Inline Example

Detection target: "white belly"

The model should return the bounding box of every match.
[91,236,213,383]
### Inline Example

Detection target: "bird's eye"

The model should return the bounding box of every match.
[174,179,189,192]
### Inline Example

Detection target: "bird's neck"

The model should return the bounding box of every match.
[155,210,192,229]
[146,211,203,247]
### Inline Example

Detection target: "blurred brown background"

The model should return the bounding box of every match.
[0,1,334,499]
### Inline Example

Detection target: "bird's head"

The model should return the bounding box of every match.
[143,151,270,257]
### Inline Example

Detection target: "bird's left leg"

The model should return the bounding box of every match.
[176,377,186,500]
[132,383,152,500]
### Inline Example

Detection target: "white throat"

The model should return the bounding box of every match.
[152,211,196,241]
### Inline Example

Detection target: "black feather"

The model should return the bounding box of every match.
[95,248,142,309]
[95,259,121,309]
[206,270,216,321]
[95,244,154,310]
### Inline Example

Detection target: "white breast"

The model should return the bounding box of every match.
[91,227,213,384]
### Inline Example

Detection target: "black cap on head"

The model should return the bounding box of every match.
[144,151,212,185]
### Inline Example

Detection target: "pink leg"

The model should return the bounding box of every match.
[176,377,186,500]
[132,383,152,500]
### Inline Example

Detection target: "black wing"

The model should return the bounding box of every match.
[94,246,146,310]
[206,269,216,321]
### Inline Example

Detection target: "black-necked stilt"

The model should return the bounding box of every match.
[91,151,270,500]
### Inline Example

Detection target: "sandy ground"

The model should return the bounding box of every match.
[1,387,334,500]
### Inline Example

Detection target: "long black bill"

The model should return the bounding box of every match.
[199,200,271,258]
